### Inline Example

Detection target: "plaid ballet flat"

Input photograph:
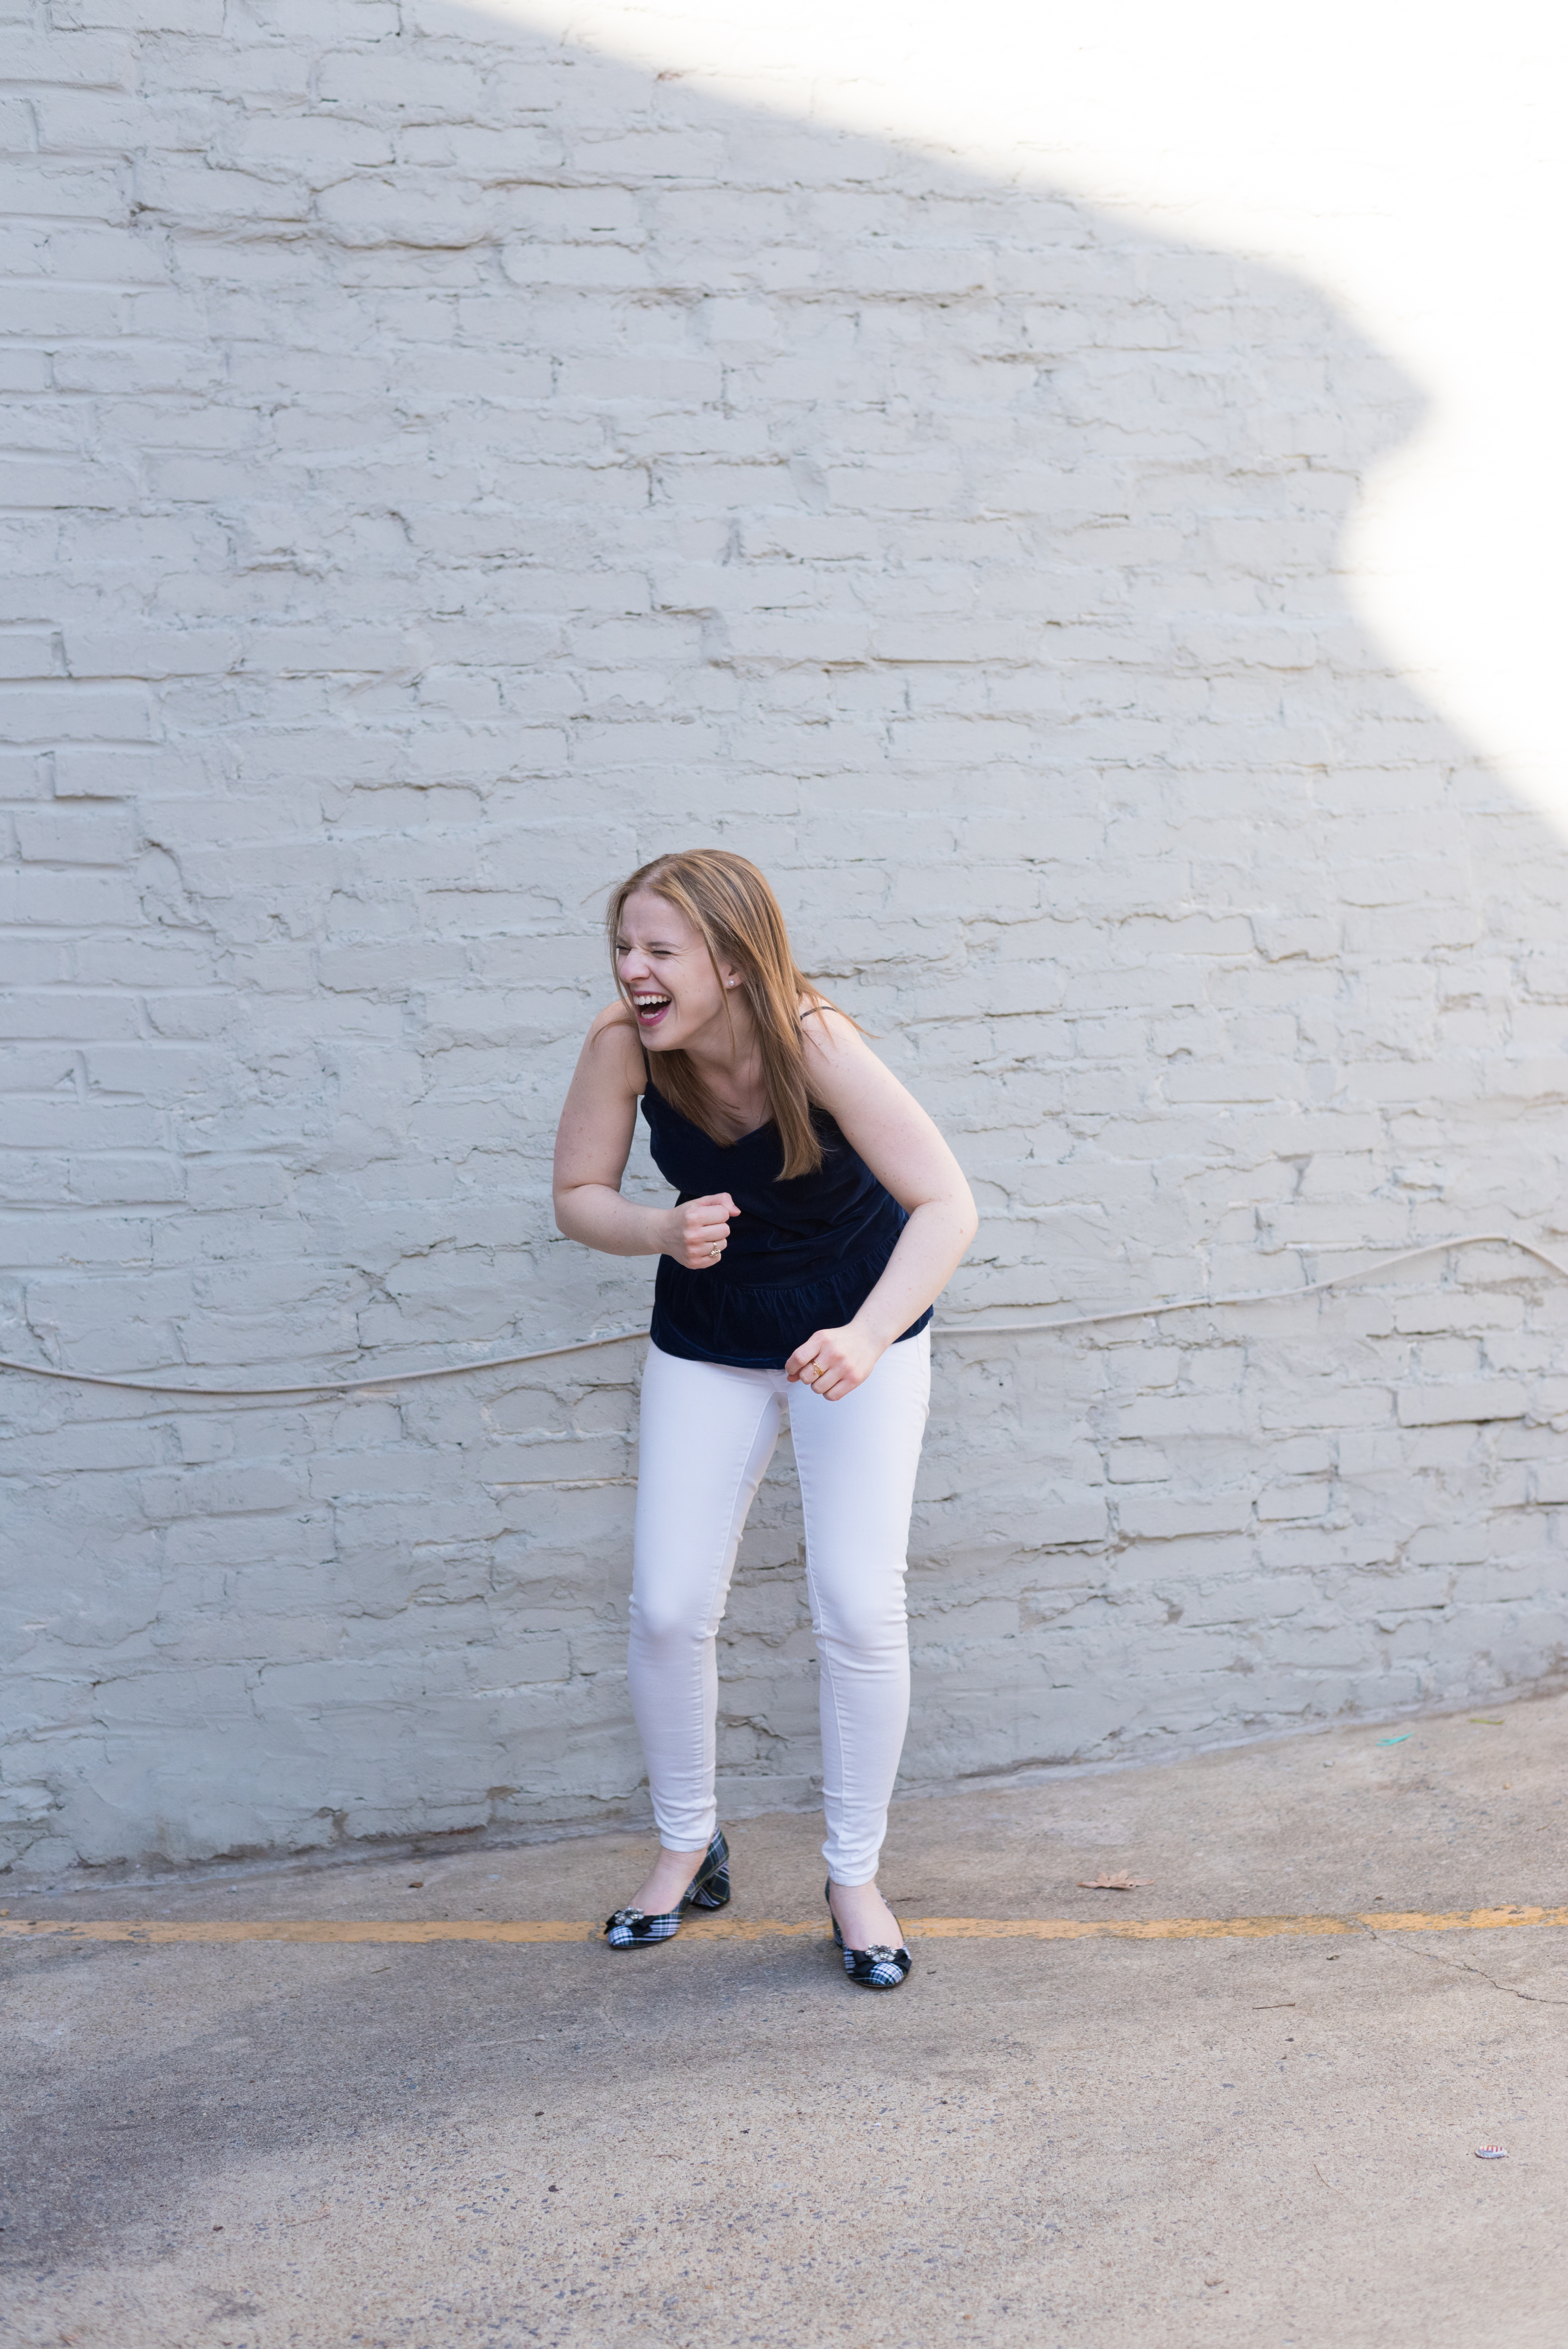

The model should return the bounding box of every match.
[603,1828,731,1949]
[826,1880,913,1990]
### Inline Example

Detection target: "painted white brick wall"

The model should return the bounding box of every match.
[3,0,1567,1875]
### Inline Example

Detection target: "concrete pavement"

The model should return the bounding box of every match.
[4,1691,1567,2348]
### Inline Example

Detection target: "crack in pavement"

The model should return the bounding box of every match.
[1370,1930,1568,2006]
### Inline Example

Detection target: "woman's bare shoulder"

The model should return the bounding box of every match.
[583,1002,645,1087]
[799,1000,886,1118]
[799,996,868,1064]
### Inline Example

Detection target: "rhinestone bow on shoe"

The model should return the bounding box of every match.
[603,1828,731,1949]
[826,1880,913,1990]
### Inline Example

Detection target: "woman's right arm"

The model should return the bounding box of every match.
[552,1010,739,1269]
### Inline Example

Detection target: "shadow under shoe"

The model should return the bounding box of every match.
[604,1828,731,1949]
[826,1879,913,1990]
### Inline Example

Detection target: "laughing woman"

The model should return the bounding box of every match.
[553,849,978,1991]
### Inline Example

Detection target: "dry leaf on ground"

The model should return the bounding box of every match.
[1078,1872,1154,1890]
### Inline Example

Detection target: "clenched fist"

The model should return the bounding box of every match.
[785,1323,886,1401]
[663,1192,740,1271]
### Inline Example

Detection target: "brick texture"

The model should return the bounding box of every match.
[3,2,1567,1875]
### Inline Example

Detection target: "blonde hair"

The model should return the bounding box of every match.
[607,849,839,1180]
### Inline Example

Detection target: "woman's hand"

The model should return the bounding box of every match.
[785,1323,886,1402]
[663,1192,740,1271]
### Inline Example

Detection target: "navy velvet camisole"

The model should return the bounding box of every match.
[640,1068,933,1371]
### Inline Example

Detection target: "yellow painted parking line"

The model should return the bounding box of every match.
[0,1919,597,1944]
[1,1905,1566,1946]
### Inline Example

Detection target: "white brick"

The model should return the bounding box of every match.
[1397,1383,1529,1428]
[1,31,135,85]
[0,631,59,677]
[1115,1494,1254,1541]
[14,805,137,862]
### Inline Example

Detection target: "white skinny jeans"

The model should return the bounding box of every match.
[629,1330,931,1886]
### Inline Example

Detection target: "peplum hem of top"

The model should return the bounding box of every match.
[650,1245,933,1371]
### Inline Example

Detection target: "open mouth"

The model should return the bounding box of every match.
[631,992,672,1028]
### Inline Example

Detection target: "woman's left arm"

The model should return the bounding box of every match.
[786,1011,979,1401]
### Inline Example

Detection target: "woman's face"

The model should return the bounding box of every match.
[615,889,741,1053]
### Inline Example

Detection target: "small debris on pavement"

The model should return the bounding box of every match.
[1376,1734,1410,1746]
[1475,2145,1508,2160]
[1078,1873,1154,1890]
[1470,1717,1504,1727]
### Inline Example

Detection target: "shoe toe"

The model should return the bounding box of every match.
[839,1939,911,1989]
